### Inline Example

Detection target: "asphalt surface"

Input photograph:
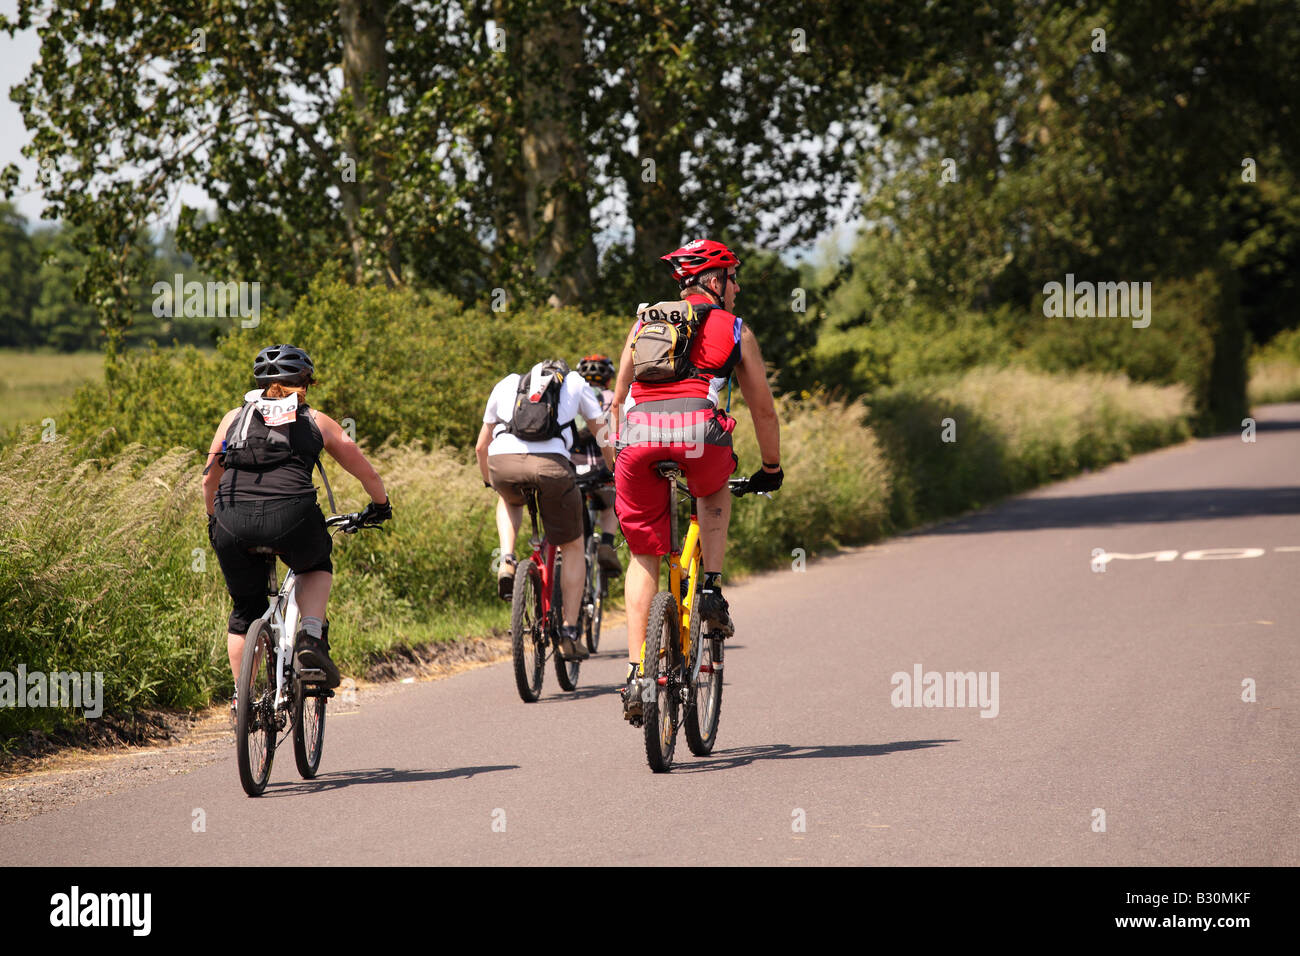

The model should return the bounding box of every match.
[3,404,1298,865]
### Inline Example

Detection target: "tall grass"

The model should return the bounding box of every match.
[871,367,1192,525]
[1247,328,1300,405]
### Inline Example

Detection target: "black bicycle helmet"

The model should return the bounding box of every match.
[253,344,315,387]
[577,354,615,386]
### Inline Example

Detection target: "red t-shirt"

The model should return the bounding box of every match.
[629,294,744,407]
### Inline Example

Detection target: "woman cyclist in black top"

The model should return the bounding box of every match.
[202,345,391,693]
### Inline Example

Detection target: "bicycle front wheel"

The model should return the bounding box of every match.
[236,620,277,796]
[643,591,681,773]
[292,679,327,778]
[685,632,724,756]
[511,562,545,702]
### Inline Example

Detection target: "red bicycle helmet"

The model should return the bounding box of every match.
[660,239,740,285]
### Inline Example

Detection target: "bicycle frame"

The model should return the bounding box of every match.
[523,491,560,629]
[661,474,702,671]
[254,562,301,711]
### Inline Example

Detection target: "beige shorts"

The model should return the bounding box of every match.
[489,453,584,545]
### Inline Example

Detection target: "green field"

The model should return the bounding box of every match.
[0,350,103,435]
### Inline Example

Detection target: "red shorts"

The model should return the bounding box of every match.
[615,439,737,557]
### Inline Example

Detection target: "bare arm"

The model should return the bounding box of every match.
[475,422,495,485]
[734,326,781,470]
[590,413,616,470]
[201,408,241,515]
[610,323,638,443]
[313,411,388,503]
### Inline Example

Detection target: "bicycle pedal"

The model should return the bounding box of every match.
[297,668,327,682]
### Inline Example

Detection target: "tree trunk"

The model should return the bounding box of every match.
[518,9,597,305]
[630,51,685,273]
[339,0,399,285]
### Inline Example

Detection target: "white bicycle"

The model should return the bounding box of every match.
[235,510,375,796]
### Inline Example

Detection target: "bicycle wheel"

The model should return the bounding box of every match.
[511,562,545,702]
[685,635,724,755]
[585,539,603,653]
[236,620,277,796]
[643,591,681,772]
[553,555,581,691]
[292,678,327,778]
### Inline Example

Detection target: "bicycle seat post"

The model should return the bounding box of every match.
[524,486,543,551]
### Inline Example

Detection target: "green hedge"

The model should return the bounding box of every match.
[61,272,631,457]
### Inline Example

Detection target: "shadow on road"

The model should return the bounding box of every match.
[538,682,622,703]
[925,486,1300,536]
[675,740,955,773]
[263,764,518,796]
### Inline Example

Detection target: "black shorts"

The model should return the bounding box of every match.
[210,495,333,634]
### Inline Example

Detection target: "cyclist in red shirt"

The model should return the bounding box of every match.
[611,239,783,720]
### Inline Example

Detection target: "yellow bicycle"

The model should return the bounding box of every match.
[637,460,765,772]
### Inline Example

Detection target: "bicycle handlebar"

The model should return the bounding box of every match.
[326,512,384,534]
[728,476,773,499]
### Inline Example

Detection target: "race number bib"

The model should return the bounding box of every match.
[255,392,299,427]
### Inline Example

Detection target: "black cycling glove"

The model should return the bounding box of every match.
[359,498,393,526]
[745,466,784,494]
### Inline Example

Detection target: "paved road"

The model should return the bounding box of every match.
[4,405,1298,865]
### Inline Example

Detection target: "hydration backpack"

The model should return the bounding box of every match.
[220,392,340,511]
[631,300,714,383]
[506,362,576,443]
[221,393,302,470]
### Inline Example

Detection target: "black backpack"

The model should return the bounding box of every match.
[221,399,301,470]
[506,363,576,444]
[220,396,340,511]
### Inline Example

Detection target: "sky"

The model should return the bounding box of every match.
[1,0,44,223]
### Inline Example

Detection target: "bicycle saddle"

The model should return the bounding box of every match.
[653,460,682,478]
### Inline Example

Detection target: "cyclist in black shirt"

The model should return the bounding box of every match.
[202,345,391,693]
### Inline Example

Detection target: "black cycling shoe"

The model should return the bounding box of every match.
[621,664,645,725]
[295,632,342,688]
[558,625,589,661]
[697,587,735,637]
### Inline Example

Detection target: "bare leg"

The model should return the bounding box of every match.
[496,496,523,556]
[294,570,332,622]
[625,553,660,664]
[598,507,618,535]
[559,536,586,627]
[698,485,732,573]
[228,633,244,684]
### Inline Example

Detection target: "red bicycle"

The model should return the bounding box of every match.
[509,485,590,701]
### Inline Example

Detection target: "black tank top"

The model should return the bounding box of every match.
[217,399,324,503]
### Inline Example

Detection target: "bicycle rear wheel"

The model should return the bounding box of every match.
[553,555,581,691]
[292,679,327,778]
[236,620,277,796]
[511,562,545,702]
[643,591,681,772]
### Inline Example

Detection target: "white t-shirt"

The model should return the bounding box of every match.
[484,366,605,457]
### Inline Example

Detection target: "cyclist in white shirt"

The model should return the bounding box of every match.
[475,359,614,660]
